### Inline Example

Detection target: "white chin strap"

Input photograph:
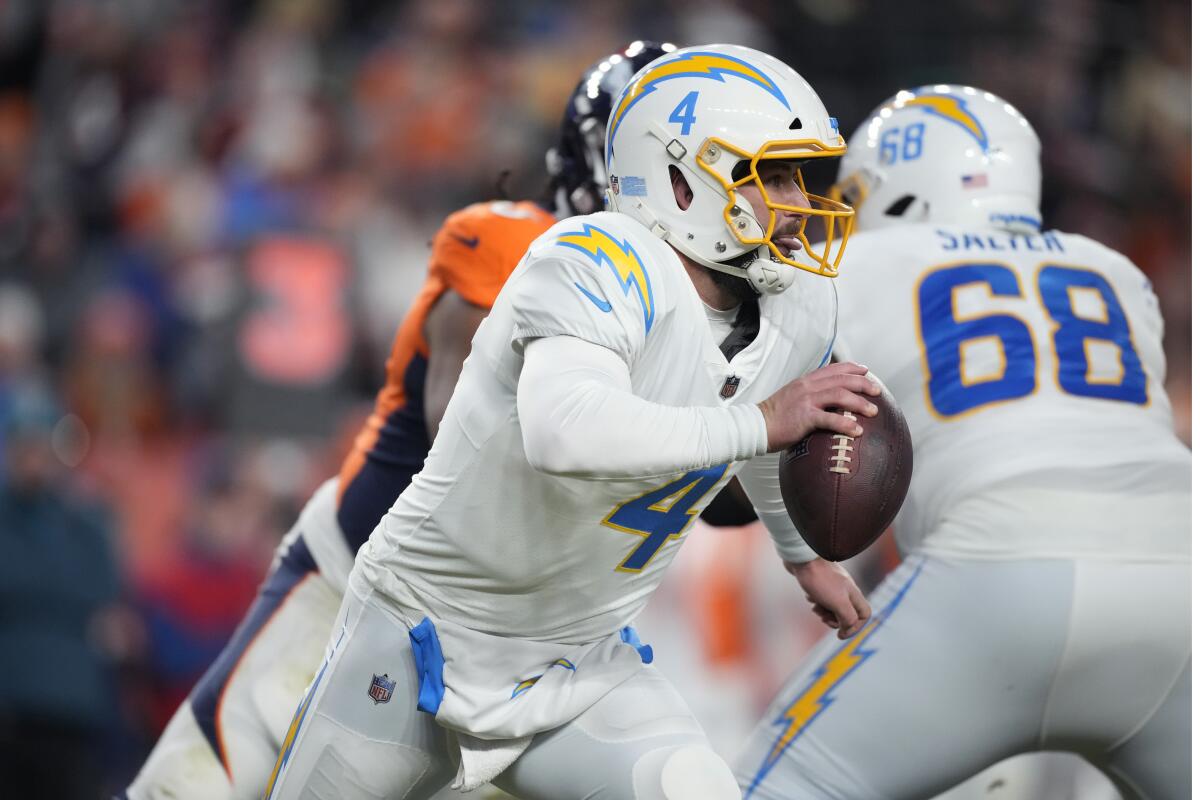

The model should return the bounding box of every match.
[698,246,796,295]
[745,251,797,295]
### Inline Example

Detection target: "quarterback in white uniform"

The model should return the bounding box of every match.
[264,44,880,800]
[736,86,1190,800]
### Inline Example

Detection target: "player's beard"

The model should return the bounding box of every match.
[710,264,761,303]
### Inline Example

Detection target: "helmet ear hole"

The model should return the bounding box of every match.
[668,165,693,211]
[884,195,917,216]
[788,117,804,130]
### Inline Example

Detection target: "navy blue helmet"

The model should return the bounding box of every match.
[546,41,676,216]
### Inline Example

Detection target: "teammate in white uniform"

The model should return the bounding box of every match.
[735,85,1190,800]
[263,44,879,800]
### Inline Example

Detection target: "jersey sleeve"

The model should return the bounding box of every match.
[507,251,651,367]
[428,203,553,309]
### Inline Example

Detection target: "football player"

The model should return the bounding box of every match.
[122,42,677,800]
[735,86,1190,800]
[263,44,878,800]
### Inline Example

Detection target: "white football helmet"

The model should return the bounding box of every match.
[604,44,853,294]
[834,85,1042,234]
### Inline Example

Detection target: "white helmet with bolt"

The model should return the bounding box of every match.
[604,44,854,294]
[833,84,1042,234]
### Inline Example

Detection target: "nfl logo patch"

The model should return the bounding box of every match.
[720,375,741,399]
[609,174,620,195]
[368,673,395,705]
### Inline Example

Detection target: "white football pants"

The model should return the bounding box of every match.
[735,555,1190,800]
[264,582,740,800]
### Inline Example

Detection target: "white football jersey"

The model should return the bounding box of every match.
[833,223,1190,558]
[357,211,837,644]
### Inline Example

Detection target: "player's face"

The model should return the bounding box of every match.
[736,161,811,255]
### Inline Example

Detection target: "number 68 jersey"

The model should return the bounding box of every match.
[833,223,1190,560]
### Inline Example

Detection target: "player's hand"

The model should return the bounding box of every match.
[785,558,871,640]
[757,362,881,452]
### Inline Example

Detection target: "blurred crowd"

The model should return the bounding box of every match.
[0,0,1188,795]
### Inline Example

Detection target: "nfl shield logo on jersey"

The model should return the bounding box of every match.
[367,673,395,705]
[720,375,741,399]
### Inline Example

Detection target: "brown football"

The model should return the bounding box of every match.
[778,384,913,561]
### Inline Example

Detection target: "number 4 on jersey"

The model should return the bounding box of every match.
[605,463,728,572]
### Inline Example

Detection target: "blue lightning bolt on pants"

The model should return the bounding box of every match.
[734,555,1190,800]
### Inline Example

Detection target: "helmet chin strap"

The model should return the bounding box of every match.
[692,246,797,296]
[745,252,798,294]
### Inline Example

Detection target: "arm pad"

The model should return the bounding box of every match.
[517,336,767,479]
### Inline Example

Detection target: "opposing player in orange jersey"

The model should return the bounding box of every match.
[121,41,676,800]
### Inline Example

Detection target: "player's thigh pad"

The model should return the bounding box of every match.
[265,588,455,800]
[494,666,738,800]
[735,556,1074,800]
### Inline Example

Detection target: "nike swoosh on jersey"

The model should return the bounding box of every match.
[449,233,480,248]
[575,282,613,312]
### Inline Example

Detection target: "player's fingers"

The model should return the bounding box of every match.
[840,598,870,638]
[825,595,862,639]
[838,615,868,640]
[812,409,863,437]
[812,606,838,628]
[815,387,878,418]
[840,374,883,396]
[812,361,869,377]
[802,363,872,390]
[850,587,872,622]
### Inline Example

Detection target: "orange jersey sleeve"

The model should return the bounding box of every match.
[428,200,556,309]
[335,199,554,551]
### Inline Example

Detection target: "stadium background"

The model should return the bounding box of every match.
[0,0,1188,796]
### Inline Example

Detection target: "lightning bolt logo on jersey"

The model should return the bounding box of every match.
[744,562,925,798]
[607,51,791,159]
[894,92,989,152]
[557,224,655,333]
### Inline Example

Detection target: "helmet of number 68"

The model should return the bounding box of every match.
[604,44,854,294]
[833,85,1042,234]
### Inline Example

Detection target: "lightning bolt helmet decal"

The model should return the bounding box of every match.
[607,50,792,161]
[896,92,990,151]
